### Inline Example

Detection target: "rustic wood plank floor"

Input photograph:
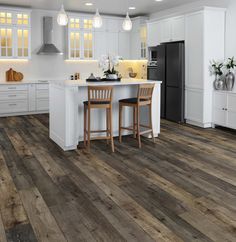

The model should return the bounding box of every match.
[0,114,236,242]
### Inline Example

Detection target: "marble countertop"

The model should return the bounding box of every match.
[50,79,162,87]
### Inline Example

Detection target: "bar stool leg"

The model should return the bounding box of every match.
[133,106,137,138]
[109,106,115,152]
[106,108,110,145]
[119,104,122,143]
[149,103,155,143]
[137,106,141,149]
[84,104,87,147]
[87,106,91,150]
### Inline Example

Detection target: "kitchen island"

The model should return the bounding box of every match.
[49,79,162,151]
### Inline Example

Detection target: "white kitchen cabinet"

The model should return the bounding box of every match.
[172,16,185,41]
[68,15,94,60]
[213,91,236,130]
[118,31,130,59]
[94,31,107,59]
[107,32,119,56]
[185,8,225,128]
[161,19,172,42]
[0,82,49,117]
[147,21,162,46]
[130,30,140,60]
[147,16,184,46]
[0,8,31,59]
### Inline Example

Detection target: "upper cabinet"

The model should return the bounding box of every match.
[0,8,31,59]
[130,17,148,60]
[147,15,185,46]
[68,15,94,60]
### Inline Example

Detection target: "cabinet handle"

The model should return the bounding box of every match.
[8,94,17,97]
[8,87,16,90]
[8,103,17,106]
[222,108,225,110]
[225,108,228,111]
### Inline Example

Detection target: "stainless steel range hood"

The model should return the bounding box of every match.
[37,17,63,55]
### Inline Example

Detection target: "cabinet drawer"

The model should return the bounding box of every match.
[0,100,28,114]
[36,99,49,111]
[0,91,28,101]
[36,89,49,99]
[36,84,49,90]
[0,85,28,92]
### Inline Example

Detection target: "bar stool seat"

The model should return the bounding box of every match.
[84,101,110,105]
[119,98,149,104]
[84,86,114,152]
[119,84,155,148]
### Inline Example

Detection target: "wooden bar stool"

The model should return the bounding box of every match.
[119,83,155,148]
[84,86,114,152]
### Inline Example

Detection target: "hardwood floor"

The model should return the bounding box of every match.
[0,114,236,242]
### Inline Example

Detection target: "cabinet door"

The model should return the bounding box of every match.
[83,31,93,59]
[130,31,140,59]
[213,92,227,126]
[69,30,81,59]
[94,31,107,59]
[118,32,130,59]
[172,16,185,41]
[147,21,162,46]
[227,94,236,129]
[161,19,172,42]
[185,12,204,89]
[16,28,30,58]
[0,27,13,58]
[107,32,118,56]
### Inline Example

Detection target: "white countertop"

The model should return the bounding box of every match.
[51,79,162,87]
[0,80,50,85]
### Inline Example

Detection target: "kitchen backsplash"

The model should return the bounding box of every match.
[0,58,147,82]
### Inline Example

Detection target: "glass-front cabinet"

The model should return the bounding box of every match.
[68,15,94,60]
[0,8,31,59]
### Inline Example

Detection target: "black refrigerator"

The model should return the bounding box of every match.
[156,42,185,123]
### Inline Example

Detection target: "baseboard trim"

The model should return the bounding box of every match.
[186,120,212,128]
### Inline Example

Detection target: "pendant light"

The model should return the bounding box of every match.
[57,4,68,26]
[93,9,103,28]
[122,12,132,31]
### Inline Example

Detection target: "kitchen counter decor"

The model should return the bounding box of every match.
[210,61,224,90]
[225,57,236,91]
[6,68,24,82]
[99,54,122,80]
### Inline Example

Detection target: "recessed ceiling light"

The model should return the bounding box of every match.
[155,0,163,2]
[129,7,136,10]
[85,2,93,6]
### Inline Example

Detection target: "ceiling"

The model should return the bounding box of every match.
[0,0,205,16]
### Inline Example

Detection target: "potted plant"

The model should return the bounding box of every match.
[209,60,224,90]
[225,57,236,91]
[99,55,122,79]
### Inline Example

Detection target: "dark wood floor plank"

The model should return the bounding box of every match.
[19,187,67,242]
[1,115,236,241]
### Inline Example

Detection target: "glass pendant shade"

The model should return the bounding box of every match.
[57,4,68,26]
[93,9,103,28]
[122,12,132,31]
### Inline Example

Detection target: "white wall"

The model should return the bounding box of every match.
[0,9,146,82]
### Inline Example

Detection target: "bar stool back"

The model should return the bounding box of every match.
[84,86,114,152]
[119,83,155,148]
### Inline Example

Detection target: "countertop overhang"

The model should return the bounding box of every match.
[51,79,162,88]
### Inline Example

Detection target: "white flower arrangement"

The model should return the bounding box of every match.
[98,54,122,77]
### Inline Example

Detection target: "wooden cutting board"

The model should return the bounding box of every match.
[6,68,24,82]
